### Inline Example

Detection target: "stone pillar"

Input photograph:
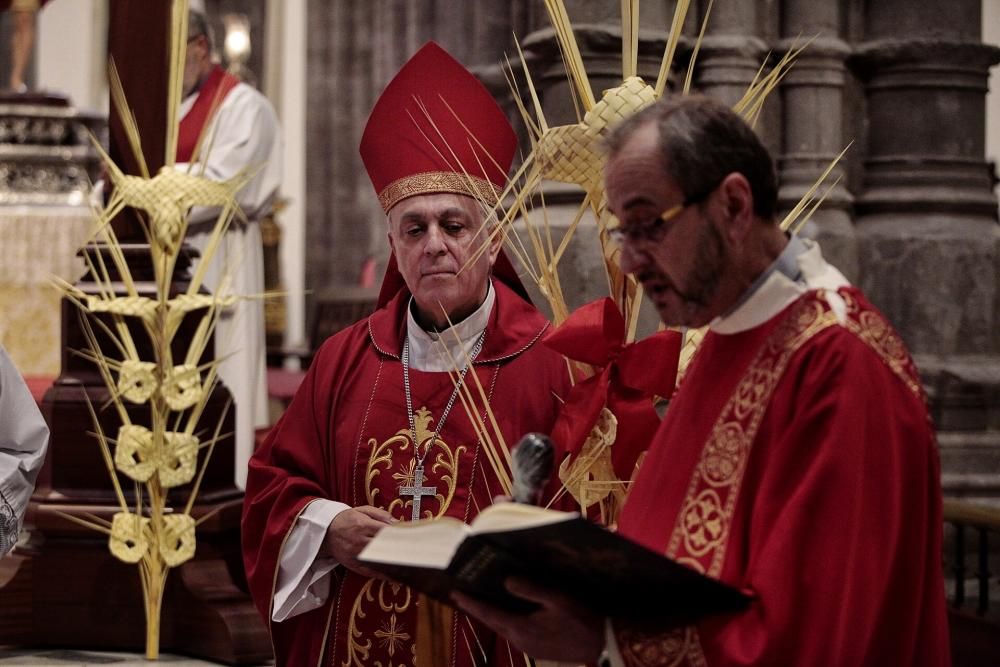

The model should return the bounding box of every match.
[305,0,380,299]
[777,1,856,279]
[304,1,520,325]
[692,0,781,155]
[428,1,513,65]
[849,0,1000,501]
[694,0,767,107]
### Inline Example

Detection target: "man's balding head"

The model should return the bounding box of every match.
[604,95,788,328]
[183,11,215,97]
[606,95,778,222]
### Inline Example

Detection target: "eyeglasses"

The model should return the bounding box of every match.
[607,184,718,247]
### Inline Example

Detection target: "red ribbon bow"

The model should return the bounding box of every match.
[543,298,682,480]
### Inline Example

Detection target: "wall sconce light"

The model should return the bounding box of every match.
[223,13,251,67]
[222,13,254,85]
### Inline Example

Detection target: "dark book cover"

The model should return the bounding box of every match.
[361,516,751,630]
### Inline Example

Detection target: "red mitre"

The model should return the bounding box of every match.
[360,41,516,213]
[360,41,529,307]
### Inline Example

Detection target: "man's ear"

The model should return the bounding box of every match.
[386,216,396,254]
[718,172,754,243]
[486,222,502,267]
[193,33,210,58]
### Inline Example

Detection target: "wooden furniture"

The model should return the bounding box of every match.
[266,286,377,408]
[943,499,1000,666]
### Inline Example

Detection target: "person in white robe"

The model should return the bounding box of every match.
[176,10,282,490]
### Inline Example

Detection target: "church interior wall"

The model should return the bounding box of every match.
[987,0,1000,212]
[266,0,308,357]
[36,0,107,113]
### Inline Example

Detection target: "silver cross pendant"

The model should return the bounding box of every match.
[399,464,437,521]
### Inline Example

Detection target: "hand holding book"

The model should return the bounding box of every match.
[358,433,750,663]
[455,575,607,665]
[357,502,750,626]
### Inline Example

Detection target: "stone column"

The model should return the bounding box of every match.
[305,1,520,321]
[849,0,1000,500]
[694,0,767,106]
[305,0,381,298]
[429,1,513,65]
[777,0,856,279]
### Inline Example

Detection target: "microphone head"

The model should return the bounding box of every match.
[511,432,554,505]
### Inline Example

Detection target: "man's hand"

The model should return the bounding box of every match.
[321,505,394,578]
[454,577,604,663]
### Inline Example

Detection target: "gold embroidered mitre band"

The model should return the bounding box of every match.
[360,42,516,213]
[377,171,501,213]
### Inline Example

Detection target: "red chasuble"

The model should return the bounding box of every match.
[242,280,571,667]
[176,64,241,163]
[615,287,950,666]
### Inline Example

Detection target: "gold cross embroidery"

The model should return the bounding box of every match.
[374,613,411,657]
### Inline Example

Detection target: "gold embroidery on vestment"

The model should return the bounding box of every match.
[621,294,840,667]
[839,290,925,400]
[365,406,465,520]
[666,297,836,575]
[680,489,726,557]
[340,364,500,667]
[618,626,694,667]
[341,580,374,666]
[344,406,470,666]
[342,579,414,666]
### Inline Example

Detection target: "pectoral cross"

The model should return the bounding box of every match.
[399,464,436,521]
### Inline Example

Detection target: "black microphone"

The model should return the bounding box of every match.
[510,432,554,505]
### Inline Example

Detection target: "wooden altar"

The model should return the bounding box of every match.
[0,95,103,376]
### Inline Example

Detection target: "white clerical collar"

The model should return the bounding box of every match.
[710,237,849,335]
[405,282,495,372]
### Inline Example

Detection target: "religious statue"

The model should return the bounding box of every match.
[2,0,50,92]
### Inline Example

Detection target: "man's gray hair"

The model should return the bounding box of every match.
[605,95,778,220]
[188,10,215,51]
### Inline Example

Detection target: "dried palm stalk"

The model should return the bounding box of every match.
[51,0,260,658]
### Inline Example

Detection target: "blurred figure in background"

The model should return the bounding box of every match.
[177,8,282,489]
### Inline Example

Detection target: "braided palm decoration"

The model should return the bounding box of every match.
[463,0,847,521]
[50,0,258,659]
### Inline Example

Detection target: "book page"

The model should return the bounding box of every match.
[469,502,576,534]
[359,516,470,569]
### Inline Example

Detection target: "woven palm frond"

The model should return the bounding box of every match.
[435,3,848,531]
[49,0,269,659]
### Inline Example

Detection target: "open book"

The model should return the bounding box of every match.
[358,503,750,628]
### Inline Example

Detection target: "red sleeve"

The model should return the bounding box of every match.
[241,335,346,664]
[698,331,949,666]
